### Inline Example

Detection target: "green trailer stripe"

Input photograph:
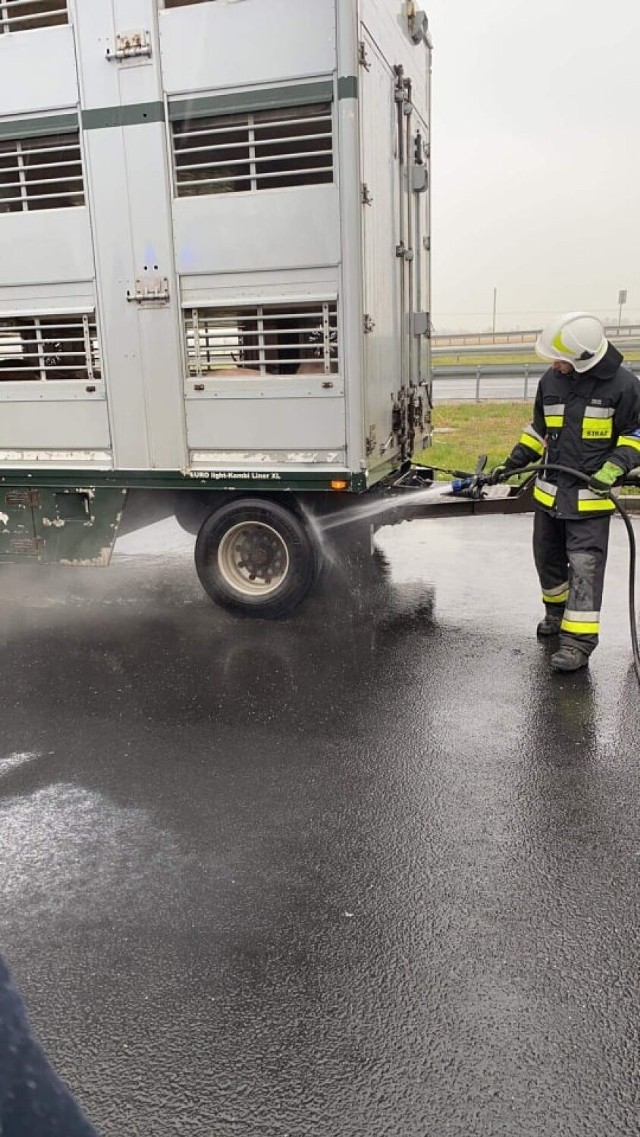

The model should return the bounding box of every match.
[0,468,365,493]
[82,102,166,130]
[168,81,334,122]
[0,113,79,141]
[338,76,358,100]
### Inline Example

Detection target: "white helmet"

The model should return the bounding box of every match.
[536,312,608,374]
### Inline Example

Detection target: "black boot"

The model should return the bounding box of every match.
[550,646,589,672]
[537,611,563,637]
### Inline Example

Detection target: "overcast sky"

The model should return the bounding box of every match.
[428,0,640,332]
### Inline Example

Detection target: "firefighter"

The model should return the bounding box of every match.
[491,312,640,672]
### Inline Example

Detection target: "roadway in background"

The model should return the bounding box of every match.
[432,361,640,403]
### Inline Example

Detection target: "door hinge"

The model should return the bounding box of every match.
[407,5,430,46]
[361,182,373,206]
[363,314,376,334]
[106,30,152,61]
[127,275,170,304]
[5,489,39,508]
[358,41,371,70]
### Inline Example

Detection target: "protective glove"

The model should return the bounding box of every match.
[489,458,520,484]
[588,461,624,495]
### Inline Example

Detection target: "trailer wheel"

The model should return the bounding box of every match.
[195,498,320,618]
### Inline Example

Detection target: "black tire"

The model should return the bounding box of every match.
[194,497,320,618]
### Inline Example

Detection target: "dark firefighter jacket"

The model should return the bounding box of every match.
[507,344,640,519]
[0,953,97,1136]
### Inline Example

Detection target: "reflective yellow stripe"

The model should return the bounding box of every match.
[533,485,555,508]
[519,431,545,455]
[582,418,613,439]
[542,579,569,601]
[618,435,640,452]
[561,618,600,636]
[577,497,615,512]
[544,415,564,429]
[542,589,569,605]
[552,330,574,357]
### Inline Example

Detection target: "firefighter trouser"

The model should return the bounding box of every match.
[533,509,611,657]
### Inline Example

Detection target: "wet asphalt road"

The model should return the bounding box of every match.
[1,512,640,1137]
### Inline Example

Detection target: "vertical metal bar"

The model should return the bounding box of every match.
[523,364,529,401]
[16,141,28,213]
[82,315,94,381]
[336,0,366,470]
[257,307,266,375]
[322,303,330,373]
[35,319,46,383]
[93,321,102,378]
[329,103,335,181]
[405,97,414,391]
[395,69,407,394]
[192,309,202,379]
[168,120,180,198]
[248,115,257,193]
[0,0,8,34]
[413,141,423,388]
[475,367,481,403]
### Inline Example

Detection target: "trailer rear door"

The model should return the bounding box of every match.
[359,18,431,473]
[73,0,186,471]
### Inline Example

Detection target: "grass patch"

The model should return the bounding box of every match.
[414,402,640,494]
[414,401,532,475]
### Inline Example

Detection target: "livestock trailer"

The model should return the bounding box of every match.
[0,0,433,614]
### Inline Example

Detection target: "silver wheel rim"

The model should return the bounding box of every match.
[217,521,290,597]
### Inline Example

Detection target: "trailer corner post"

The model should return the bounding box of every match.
[336,0,366,475]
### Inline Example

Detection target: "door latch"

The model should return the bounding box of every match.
[106,30,152,61]
[126,275,170,304]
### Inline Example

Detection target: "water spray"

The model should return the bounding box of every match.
[315,455,640,685]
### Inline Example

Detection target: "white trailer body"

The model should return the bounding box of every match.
[0,0,433,615]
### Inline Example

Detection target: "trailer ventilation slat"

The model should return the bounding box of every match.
[185,303,338,378]
[0,131,84,212]
[0,314,101,382]
[0,0,68,34]
[172,103,334,197]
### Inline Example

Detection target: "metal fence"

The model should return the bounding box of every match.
[433,325,640,349]
[432,362,640,404]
